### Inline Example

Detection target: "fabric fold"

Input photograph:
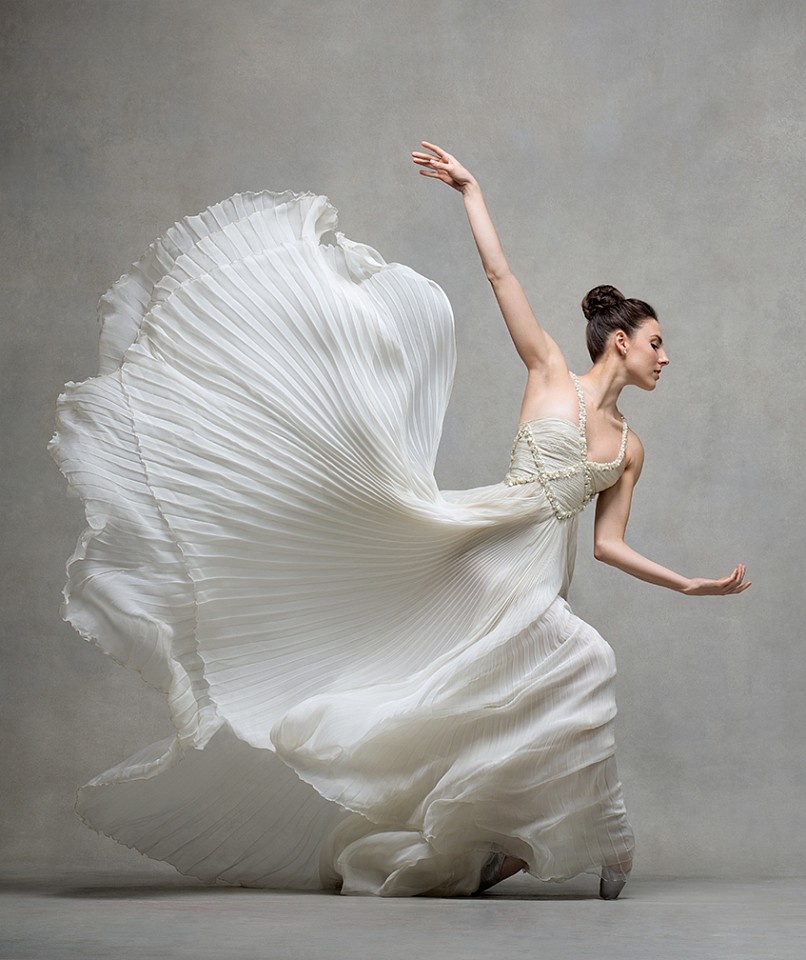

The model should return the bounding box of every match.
[50,190,633,895]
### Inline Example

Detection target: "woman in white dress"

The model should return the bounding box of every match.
[411,141,751,897]
[49,142,750,900]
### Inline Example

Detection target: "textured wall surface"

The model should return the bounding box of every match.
[2,0,804,879]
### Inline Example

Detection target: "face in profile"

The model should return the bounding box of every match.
[624,318,669,389]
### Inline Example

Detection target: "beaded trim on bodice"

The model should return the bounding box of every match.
[503,373,629,520]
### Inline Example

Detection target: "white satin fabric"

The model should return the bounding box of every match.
[49,191,634,896]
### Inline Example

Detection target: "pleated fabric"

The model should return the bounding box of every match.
[49,190,634,896]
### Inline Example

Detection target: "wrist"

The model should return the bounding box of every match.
[461,177,481,198]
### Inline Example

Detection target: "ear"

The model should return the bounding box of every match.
[613,330,629,356]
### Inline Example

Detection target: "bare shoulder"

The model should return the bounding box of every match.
[624,429,645,477]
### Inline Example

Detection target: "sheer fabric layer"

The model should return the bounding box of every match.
[49,191,633,895]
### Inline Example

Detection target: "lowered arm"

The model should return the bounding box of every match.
[593,437,750,595]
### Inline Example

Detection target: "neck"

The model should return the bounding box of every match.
[580,357,627,414]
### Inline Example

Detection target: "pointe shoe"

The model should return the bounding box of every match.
[474,852,507,894]
[599,876,626,899]
[473,853,527,894]
[599,866,627,900]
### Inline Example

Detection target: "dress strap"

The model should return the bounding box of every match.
[570,372,630,468]
[616,415,629,463]
[569,372,588,456]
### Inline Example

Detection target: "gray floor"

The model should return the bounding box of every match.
[1,870,804,960]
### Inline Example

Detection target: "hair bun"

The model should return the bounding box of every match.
[581,285,625,322]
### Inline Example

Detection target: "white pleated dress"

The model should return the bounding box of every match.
[49,190,634,896]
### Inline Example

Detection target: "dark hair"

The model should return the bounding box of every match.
[581,285,657,362]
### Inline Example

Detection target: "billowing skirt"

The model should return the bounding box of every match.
[49,191,633,895]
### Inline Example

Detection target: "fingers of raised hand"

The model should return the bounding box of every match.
[420,140,448,159]
[411,155,444,173]
[413,143,455,173]
[412,157,451,178]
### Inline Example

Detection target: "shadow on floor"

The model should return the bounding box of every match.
[0,870,596,901]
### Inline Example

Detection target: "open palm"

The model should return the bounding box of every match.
[411,141,475,192]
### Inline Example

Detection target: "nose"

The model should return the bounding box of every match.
[659,350,670,366]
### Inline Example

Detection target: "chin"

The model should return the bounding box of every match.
[629,372,659,391]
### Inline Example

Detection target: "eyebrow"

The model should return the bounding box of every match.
[651,335,664,345]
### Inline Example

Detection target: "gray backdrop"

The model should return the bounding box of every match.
[2,0,804,880]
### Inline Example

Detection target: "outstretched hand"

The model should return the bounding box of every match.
[411,141,477,193]
[682,563,751,596]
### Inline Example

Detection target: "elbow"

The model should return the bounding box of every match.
[593,540,617,565]
[486,266,512,286]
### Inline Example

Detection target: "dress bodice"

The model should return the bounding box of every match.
[504,373,628,519]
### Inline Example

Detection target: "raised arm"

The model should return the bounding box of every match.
[593,436,751,595]
[412,141,563,374]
